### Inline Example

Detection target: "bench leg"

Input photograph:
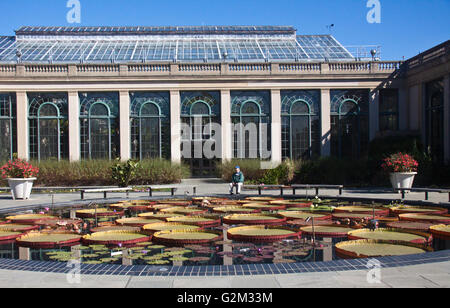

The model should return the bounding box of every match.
[425,192,429,201]
[402,190,406,200]
[104,192,107,199]
[293,188,296,195]
[149,188,152,197]
[81,192,84,200]
[193,187,197,196]
[258,187,262,196]
[126,191,129,199]
[315,188,319,197]
[171,189,175,196]
[339,188,343,196]
[280,187,284,197]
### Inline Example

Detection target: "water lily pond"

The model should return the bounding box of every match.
[0,197,448,266]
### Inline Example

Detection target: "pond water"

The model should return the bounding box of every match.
[0,197,447,266]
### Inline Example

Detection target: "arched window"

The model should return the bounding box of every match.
[231,91,271,160]
[0,94,16,161]
[80,93,119,160]
[330,90,369,159]
[130,92,170,160]
[189,101,213,140]
[28,93,68,161]
[181,92,220,177]
[135,102,161,159]
[281,91,320,160]
[239,101,263,159]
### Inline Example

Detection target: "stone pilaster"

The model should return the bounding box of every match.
[320,89,331,157]
[68,91,80,161]
[270,90,282,165]
[221,90,232,161]
[170,90,181,163]
[16,91,28,160]
[119,90,131,161]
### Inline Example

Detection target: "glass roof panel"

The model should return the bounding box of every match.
[297,35,353,60]
[0,28,355,63]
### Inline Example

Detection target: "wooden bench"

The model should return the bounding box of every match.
[395,188,450,202]
[244,184,344,197]
[147,185,198,197]
[80,188,133,200]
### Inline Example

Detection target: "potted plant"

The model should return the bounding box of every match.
[381,152,418,190]
[1,159,39,200]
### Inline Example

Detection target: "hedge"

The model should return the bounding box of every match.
[0,159,190,187]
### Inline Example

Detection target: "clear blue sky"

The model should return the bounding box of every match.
[0,0,448,60]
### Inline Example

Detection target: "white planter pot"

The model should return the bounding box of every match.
[389,172,417,190]
[8,178,37,200]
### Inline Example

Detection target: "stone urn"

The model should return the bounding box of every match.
[8,178,37,200]
[389,172,417,191]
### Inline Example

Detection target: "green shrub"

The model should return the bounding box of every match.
[111,159,140,187]
[133,160,190,185]
[0,159,189,187]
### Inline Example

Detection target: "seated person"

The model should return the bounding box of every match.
[229,166,245,195]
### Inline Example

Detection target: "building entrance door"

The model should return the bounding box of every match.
[181,102,219,178]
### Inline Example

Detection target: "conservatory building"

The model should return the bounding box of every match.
[0,26,448,175]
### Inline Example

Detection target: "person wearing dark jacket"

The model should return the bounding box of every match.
[229,166,244,195]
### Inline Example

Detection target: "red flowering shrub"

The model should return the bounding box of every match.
[381,153,418,173]
[1,159,39,179]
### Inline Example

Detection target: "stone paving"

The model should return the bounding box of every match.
[0,261,448,288]
[0,178,449,288]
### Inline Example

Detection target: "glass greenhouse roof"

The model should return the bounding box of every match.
[15,26,297,36]
[0,26,354,64]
